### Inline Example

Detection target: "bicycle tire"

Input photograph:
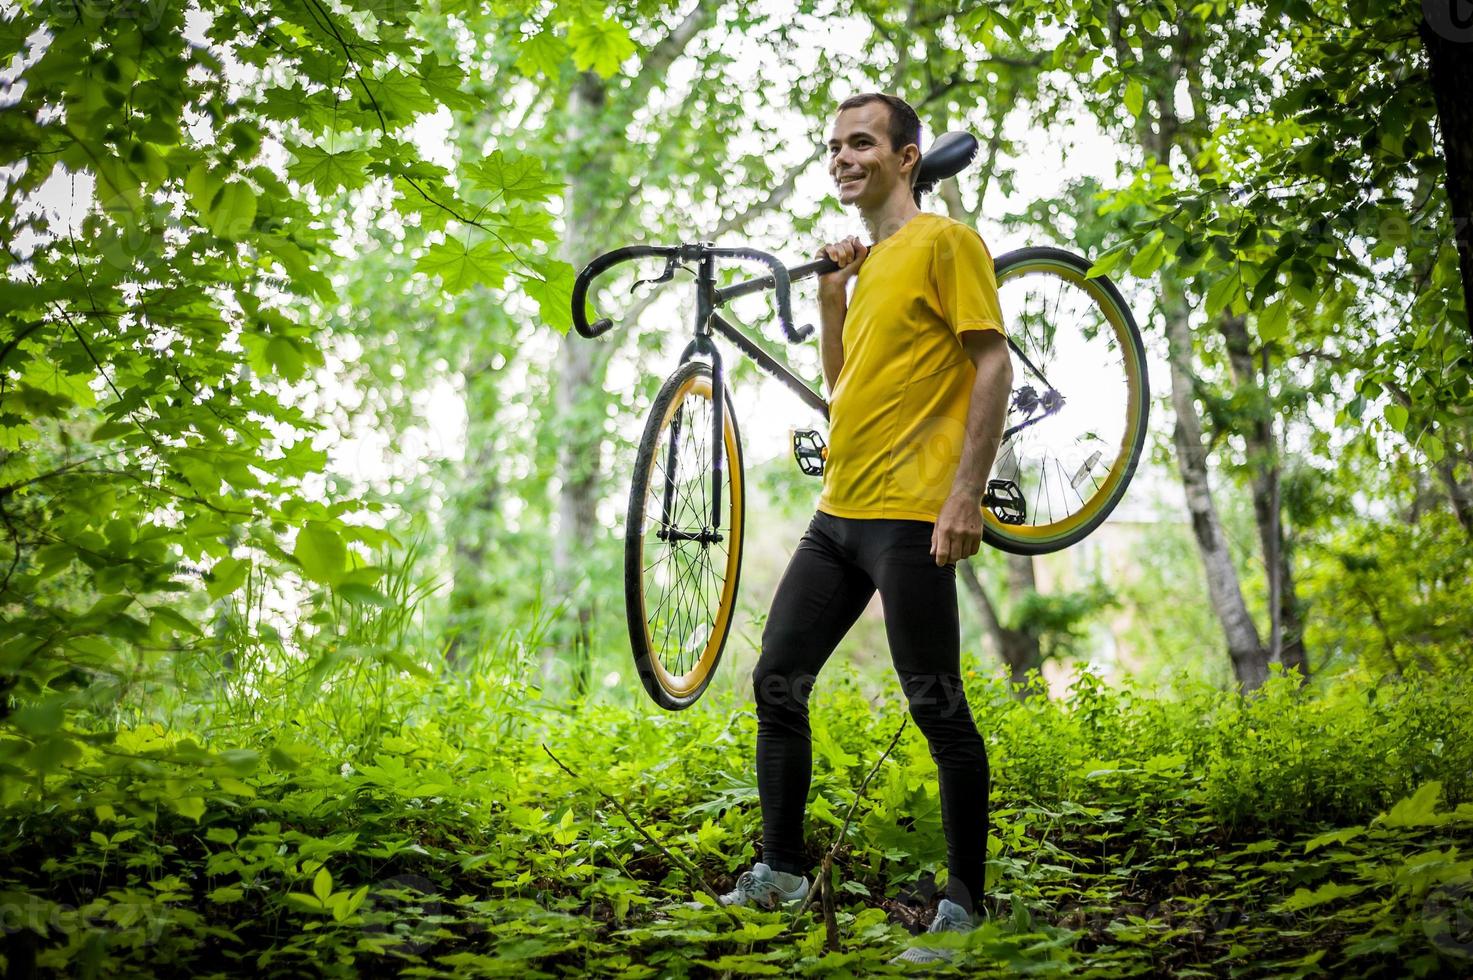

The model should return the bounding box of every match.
[982,246,1149,555]
[624,359,745,710]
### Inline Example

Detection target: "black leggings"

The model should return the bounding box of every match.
[752,509,990,912]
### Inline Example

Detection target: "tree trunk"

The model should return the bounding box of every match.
[1111,11,1269,691]
[958,557,1043,696]
[547,70,613,697]
[1419,13,1473,337]
[446,392,504,669]
[1163,284,1270,690]
[1216,314,1309,683]
[1434,455,1473,537]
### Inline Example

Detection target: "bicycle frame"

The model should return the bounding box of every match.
[570,240,1063,531]
[573,242,833,530]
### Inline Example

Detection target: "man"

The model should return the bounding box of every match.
[716,93,1013,966]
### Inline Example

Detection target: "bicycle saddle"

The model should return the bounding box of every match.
[913,131,980,200]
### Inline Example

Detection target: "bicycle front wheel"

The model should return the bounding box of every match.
[625,359,745,710]
[983,247,1149,555]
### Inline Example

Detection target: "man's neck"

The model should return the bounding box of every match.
[860,194,922,245]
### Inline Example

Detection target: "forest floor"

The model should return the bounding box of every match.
[2,664,1471,977]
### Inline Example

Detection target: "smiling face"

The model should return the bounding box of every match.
[826,102,919,208]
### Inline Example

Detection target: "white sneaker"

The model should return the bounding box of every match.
[716,862,809,909]
[890,898,973,965]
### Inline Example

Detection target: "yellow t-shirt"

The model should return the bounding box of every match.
[816,212,1006,522]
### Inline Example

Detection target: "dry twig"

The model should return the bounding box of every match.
[787,718,909,950]
[541,742,745,925]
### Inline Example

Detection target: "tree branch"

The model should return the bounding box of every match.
[713,144,825,239]
[621,0,722,111]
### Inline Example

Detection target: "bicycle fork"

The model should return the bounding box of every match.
[659,248,725,545]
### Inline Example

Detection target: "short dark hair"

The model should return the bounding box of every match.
[836,93,923,185]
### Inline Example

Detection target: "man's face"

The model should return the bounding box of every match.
[827,103,916,207]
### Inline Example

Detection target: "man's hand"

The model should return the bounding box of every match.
[817,236,868,293]
[930,491,983,566]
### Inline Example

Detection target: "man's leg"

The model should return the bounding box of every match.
[863,518,990,915]
[753,511,875,875]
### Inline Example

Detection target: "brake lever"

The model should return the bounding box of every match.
[630,254,685,293]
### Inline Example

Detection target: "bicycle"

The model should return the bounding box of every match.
[570,132,1149,710]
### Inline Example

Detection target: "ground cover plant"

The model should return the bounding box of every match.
[3,593,1471,976]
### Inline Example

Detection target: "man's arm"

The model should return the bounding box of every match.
[930,329,1013,565]
[949,330,1013,501]
[814,236,867,394]
[818,282,848,394]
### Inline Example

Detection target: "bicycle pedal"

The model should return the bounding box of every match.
[983,479,1026,525]
[791,427,827,477]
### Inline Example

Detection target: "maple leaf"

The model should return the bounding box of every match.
[415,238,513,293]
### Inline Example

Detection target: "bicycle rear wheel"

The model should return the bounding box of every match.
[982,247,1149,555]
[625,359,745,710]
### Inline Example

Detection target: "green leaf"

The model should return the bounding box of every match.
[287,145,373,196]
[345,884,369,916]
[217,776,257,798]
[1304,826,1363,853]
[1204,269,1242,318]
[185,162,223,216]
[174,796,206,821]
[148,605,204,637]
[1085,245,1129,279]
[10,696,66,736]
[283,892,325,914]
[361,69,438,123]
[1129,234,1165,279]
[415,238,512,293]
[313,867,333,903]
[208,557,250,600]
[1383,403,1408,434]
[1274,881,1365,912]
[1124,77,1144,117]
[415,52,476,111]
[523,259,576,334]
[206,181,258,240]
[1378,780,1445,827]
[516,28,569,78]
[1257,296,1290,342]
[335,582,390,607]
[1423,433,1445,462]
[266,335,307,381]
[568,17,636,78]
[295,521,347,585]
[465,150,564,203]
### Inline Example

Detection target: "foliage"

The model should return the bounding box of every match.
[0,0,572,748]
[2,584,1471,976]
[1299,509,1473,678]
